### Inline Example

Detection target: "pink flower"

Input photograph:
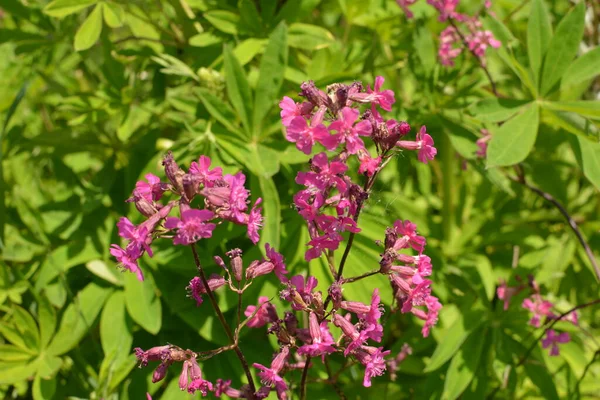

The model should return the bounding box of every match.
[468,30,501,58]
[328,107,373,154]
[348,76,395,111]
[497,280,522,310]
[266,243,288,282]
[293,191,324,222]
[542,330,570,356]
[393,219,426,253]
[279,96,313,127]
[134,345,171,367]
[296,152,348,191]
[396,0,417,18]
[297,313,336,358]
[476,129,491,158]
[286,108,337,155]
[438,27,462,66]
[253,347,289,392]
[388,343,412,380]
[246,198,263,244]
[358,153,381,176]
[305,234,342,261]
[110,245,144,281]
[401,280,433,313]
[333,313,369,356]
[134,173,165,202]
[363,289,384,342]
[355,346,391,387]
[187,358,213,395]
[245,297,278,328]
[522,296,555,327]
[215,379,243,398]
[421,296,442,337]
[165,209,216,245]
[187,274,226,306]
[189,155,223,187]
[282,275,318,310]
[224,172,250,223]
[117,217,153,256]
[428,0,463,22]
[397,126,437,164]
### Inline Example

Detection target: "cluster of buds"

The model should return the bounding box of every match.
[396,0,501,67]
[498,276,578,356]
[118,77,440,398]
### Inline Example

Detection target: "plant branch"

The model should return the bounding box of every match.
[190,245,257,396]
[447,17,499,96]
[510,175,600,282]
[300,356,312,400]
[113,36,179,47]
[342,269,381,283]
[516,299,600,368]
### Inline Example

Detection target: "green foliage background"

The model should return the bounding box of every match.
[1,0,599,399]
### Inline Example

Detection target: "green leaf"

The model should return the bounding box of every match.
[442,327,486,400]
[425,310,485,372]
[543,101,600,119]
[100,291,132,357]
[194,87,242,135]
[544,109,599,141]
[125,7,163,53]
[35,293,56,350]
[86,259,124,286]
[74,4,103,51]
[238,0,263,35]
[189,32,223,47]
[573,136,600,191]
[204,10,239,34]
[562,47,600,88]
[540,2,585,95]
[101,2,124,28]
[44,0,97,17]
[33,373,56,400]
[437,116,479,159]
[0,360,37,384]
[524,362,560,400]
[234,38,267,66]
[124,271,162,334]
[527,0,552,86]
[257,176,281,250]
[0,345,35,362]
[11,306,40,352]
[253,22,288,134]
[223,44,253,135]
[288,23,334,50]
[47,283,112,356]
[487,104,540,167]
[468,98,530,123]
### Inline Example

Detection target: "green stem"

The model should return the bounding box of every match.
[441,131,455,244]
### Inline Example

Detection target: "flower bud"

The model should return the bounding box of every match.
[179,360,190,390]
[227,248,244,282]
[284,311,298,334]
[340,301,370,314]
[152,362,170,383]
[127,195,157,217]
[201,186,231,207]
[162,152,185,195]
[333,313,359,339]
[245,260,274,280]
[300,80,331,108]
[328,282,343,309]
[213,255,227,269]
[182,173,200,201]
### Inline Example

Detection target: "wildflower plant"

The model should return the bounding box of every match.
[113,78,441,398]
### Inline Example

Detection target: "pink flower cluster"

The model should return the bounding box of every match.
[498,277,578,356]
[396,0,501,67]
[282,77,436,262]
[125,78,442,399]
[110,153,264,282]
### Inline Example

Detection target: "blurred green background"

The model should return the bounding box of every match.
[1,0,599,399]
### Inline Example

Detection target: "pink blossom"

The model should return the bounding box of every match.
[542,330,570,356]
[438,27,463,66]
[134,345,171,367]
[110,245,144,281]
[396,0,417,18]
[134,173,165,202]
[245,297,277,328]
[393,219,426,253]
[476,129,491,158]
[286,107,337,155]
[296,152,348,191]
[187,274,226,306]
[355,346,391,387]
[253,347,289,392]
[187,358,213,395]
[223,172,250,223]
[279,96,313,127]
[522,295,555,327]
[246,198,263,244]
[293,191,324,222]
[117,217,153,256]
[358,153,381,176]
[468,30,501,58]
[401,280,433,313]
[328,107,373,154]
[421,296,442,337]
[282,275,318,310]
[428,0,464,21]
[363,289,384,342]
[397,126,437,164]
[215,379,242,398]
[165,209,216,245]
[297,313,336,358]
[388,343,412,380]
[497,280,522,310]
[266,243,288,282]
[349,76,395,111]
[305,234,342,261]
[189,155,223,187]
[333,313,369,356]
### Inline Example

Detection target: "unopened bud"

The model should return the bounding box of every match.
[152,362,170,383]
[245,260,274,280]
[227,249,244,282]
[162,152,186,195]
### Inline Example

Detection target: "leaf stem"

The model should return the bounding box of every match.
[190,245,257,396]
[299,356,312,400]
